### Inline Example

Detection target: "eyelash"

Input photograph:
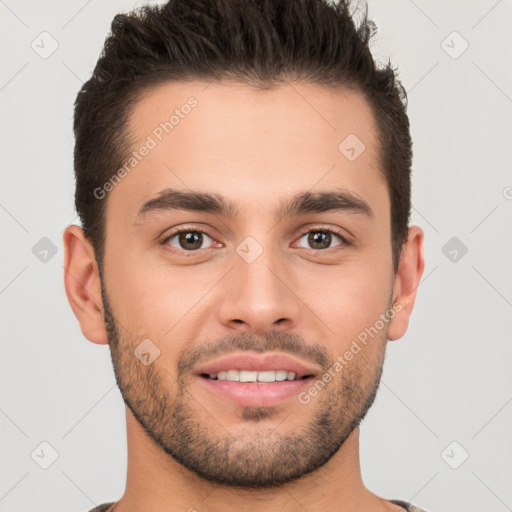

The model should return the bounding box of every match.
[161,225,350,255]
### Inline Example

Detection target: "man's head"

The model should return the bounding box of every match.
[73,0,412,273]
[64,0,424,491]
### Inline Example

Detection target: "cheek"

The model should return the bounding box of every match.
[308,264,392,343]
[105,252,216,344]
[102,251,169,336]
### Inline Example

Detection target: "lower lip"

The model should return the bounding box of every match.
[196,376,313,407]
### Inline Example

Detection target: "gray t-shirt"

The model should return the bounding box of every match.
[88,499,428,511]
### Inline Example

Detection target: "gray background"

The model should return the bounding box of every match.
[1,1,511,511]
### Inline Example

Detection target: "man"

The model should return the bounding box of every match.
[63,0,426,510]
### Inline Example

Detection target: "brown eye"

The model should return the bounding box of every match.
[167,230,212,251]
[296,230,343,250]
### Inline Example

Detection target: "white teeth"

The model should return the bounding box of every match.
[239,370,258,382]
[226,370,239,381]
[208,370,304,382]
[275,370,288,381]
[257,370,276,382]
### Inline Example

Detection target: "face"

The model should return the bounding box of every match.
[98,80,398,487]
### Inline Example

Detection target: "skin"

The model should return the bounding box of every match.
[63,80,424,512]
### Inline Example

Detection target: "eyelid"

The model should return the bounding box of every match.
[294,224,350,243]
[293,225,350,251]
[161,225,221,250]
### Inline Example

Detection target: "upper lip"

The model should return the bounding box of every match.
[194,352,321,378]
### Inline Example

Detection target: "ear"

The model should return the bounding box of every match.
[387,225,425,341]
[62,225,109,345]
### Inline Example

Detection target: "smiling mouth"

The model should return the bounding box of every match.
[200,369,313,382]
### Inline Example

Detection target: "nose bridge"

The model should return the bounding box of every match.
[218,234,299,332]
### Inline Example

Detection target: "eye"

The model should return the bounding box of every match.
[164,229,215,251]
[295,229,345,250]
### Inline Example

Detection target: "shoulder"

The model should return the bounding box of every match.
[87,503,116,512]
[390,499,429,512]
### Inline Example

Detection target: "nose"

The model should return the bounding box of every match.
[216,244,301,335]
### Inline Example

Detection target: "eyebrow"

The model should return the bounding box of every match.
[135,187,374,223]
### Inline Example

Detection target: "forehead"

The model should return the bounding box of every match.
[108,79,386,220]
[129,79,379,156]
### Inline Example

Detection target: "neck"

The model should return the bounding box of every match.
[113,409,396,512]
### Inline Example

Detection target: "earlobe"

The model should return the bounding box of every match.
[62,225,109,345]
[387,226,425,342]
